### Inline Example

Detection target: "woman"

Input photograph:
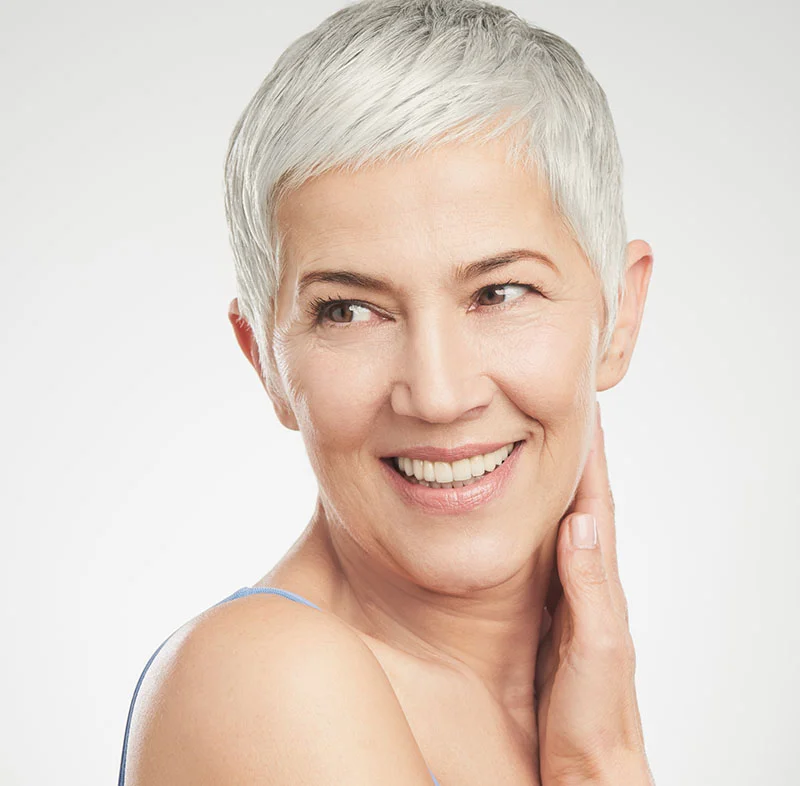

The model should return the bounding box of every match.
[119,1,655,784]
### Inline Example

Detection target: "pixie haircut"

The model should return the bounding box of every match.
[224,0,628,402]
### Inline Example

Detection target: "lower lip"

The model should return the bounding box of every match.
[379,441,525,515]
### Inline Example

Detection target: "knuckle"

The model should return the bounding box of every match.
[596,628,630,657]
[577,623,635,663]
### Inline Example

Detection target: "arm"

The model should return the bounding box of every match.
[124,594,437,785]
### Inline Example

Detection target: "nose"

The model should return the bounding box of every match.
[390,310,494,423]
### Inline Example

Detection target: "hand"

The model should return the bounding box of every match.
[534,402,654,786]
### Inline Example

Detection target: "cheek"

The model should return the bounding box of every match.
[478,315,596,419]
[478,317,596,518]
[282,337,389,452]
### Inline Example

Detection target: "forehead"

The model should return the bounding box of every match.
[275,135,583,284]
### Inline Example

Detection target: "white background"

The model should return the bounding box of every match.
[1,0,798,784]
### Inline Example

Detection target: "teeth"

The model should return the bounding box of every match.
[451,458,472,482]
[393,442,516,485]
[469,454,485,477]
[434,461,453,483]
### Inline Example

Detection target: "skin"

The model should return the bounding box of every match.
[535,403,656,785]
[228,132,653,783]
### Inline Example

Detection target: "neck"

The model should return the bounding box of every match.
[293,497,557,716]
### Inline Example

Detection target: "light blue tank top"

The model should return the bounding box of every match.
[118,586,441,786]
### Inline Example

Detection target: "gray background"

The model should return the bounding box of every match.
[1,0,798,784]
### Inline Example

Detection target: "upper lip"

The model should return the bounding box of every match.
[383,440,522,463]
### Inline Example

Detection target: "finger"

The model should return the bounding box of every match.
[556,510,630,656]
[545,402,606,620]
[570,402,629,624]
[573,403,617,558]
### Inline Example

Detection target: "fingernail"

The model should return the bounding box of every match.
[571,514,597,549]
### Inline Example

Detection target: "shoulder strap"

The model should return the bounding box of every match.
[217,586,321,610]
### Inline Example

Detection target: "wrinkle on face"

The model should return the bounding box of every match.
[260,134,610,708]
[270,133,605,553]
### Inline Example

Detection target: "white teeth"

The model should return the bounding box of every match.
[451,458,472,481]
[469,454,485,477]
[434,461,453,483]
[393,442,516,484]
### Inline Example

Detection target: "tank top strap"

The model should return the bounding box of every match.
[218,585,322,610]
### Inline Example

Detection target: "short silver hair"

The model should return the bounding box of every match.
[224,0,628,402]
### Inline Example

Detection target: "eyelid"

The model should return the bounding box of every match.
[309,280,545,326]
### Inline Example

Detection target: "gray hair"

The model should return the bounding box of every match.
[224,0,628,402]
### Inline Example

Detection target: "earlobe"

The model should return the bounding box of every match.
[596,240,654,392]
[271,397,300,432]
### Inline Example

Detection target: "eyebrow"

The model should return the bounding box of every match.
[297,249,560,297]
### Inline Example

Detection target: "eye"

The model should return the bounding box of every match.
[309,297,377,325]
[474,281,537,308]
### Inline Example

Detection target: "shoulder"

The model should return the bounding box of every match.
[124,591,435,785]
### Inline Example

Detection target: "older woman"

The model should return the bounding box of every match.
[118,1,655,784]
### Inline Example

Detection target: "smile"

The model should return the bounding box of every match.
[391,442,517,489]
[379,440,525,514]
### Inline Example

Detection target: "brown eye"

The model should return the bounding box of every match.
[475,283,531,307]
[327,304,352,323]
[319,301,373,324]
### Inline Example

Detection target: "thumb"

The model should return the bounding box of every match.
[558,513,616,650]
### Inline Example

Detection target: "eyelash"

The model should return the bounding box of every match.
[307,279,546,326]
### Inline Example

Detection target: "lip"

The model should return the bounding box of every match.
[381,440,521,463]
[379,440,525,515]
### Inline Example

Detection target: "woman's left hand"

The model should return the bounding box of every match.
[534,402,655,786]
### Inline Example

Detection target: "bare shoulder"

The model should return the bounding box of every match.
[124,592,436,786]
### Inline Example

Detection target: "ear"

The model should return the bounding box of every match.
[596,240,654,392]
[227,298,300,431]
